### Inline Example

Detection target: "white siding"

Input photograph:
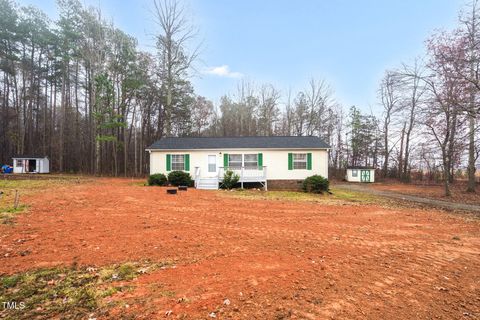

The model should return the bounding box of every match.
[149,149,329,180]
[346,168,375,182]
[13,159,25,174]
[38,158,50,173]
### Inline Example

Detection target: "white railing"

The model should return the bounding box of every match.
[195,166,267,190]
[194,167,201,188]
[218,166,267,182]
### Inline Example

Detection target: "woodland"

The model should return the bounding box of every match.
[0,0,479,195]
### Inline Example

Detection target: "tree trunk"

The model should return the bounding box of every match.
[398,122,406,179]
[467,112,476,192]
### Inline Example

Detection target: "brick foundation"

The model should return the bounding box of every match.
[267,179,303,190]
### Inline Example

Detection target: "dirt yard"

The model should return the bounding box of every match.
[370,182,480,205]
[1,178,479,319]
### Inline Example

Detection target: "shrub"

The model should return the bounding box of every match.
[168,171,193,186]
[221,170,240,189]
[148,173,167,186]
[302,175,329,194]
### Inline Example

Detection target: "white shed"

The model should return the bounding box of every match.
[345,166,375,183]
[12,156,50,174]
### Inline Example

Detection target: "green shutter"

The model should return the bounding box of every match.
[166,154,171,171]
[223,153,229,168]
[184,154,190,171]
[288,153,293,170]
[307,153,312,170]
[258,153,263,169]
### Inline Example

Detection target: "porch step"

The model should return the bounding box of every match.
[196,178,219,190]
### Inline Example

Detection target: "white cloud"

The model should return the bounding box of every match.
[204,65,243,78]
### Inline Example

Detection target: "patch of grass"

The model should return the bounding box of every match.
[0,261,168,320]
[130,181,147,187]
[99,287,119,298]
[1,275,21,288]
[160,290,176,297]
[0,177,90,225]
[218,187,380,205]
[100,262,137,282]
[0,178,84,193]
[329,187,379,203]
[1,205,27,214]
[0,205,27,225]
[221,189,327,202]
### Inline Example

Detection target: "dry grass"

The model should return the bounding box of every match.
[0,261,172,320]
[218,187,381,205]
[0,177,93,224]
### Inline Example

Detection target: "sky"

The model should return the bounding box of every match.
[20,0,464,111]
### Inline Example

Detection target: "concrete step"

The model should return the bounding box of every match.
[196,177,220,190]
[197,185,218,190]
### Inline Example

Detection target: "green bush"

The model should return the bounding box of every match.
[221,170,240,189]
[168,171,193,186]
[302,175,329,194]
[148,173,167,186]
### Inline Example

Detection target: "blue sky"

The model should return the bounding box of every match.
[22,0,463,111]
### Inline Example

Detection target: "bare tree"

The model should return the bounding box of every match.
[421,31,468,196]
[191,96,214,136]
[153,0,200,136]
[397,60,427,180]
[257,84,281,136]
[458,0,480,192]
[379,71,400,177]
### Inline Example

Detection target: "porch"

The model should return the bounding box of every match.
[194,166,267,190]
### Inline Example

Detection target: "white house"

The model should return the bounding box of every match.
[146,136,330,190]
[12,155,50,174]
[345,166,375,183]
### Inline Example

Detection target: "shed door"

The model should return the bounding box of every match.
[360,170,370,182]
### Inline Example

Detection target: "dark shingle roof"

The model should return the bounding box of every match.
[347,166,375,170]
[148,136,330,150]
[12,155,48,159]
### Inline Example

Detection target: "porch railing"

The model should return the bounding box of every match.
[218,166,267,183]
[194,166,201,188]
[195,166,268,190]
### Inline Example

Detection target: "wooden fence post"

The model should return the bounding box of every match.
[14,190,19,209]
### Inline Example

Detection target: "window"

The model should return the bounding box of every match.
[208,155,216,172]
[244,154,258,169]
[16,159,23,167]
[228,154,242,169]
[352,169,358,177]
[293,153,307,169]
[171,154,185,171]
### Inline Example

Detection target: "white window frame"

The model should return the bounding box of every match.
[171,154,185,171]
[244,154,258,169]
[293,153,307,170]
[228,154,242,169]
[352,169,358,177]
[15,159,23,167]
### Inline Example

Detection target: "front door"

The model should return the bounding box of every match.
[207,155,217,176]
[360,170,370,182]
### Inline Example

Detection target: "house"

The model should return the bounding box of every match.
[345,166,375,183]
[12,155,50,174]
[146,136,330,190]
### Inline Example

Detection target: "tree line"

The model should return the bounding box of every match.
[375,1,480,195]
[0,0,478,195]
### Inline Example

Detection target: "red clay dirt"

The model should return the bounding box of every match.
[370,182,480,205]
[1,178,479,319]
